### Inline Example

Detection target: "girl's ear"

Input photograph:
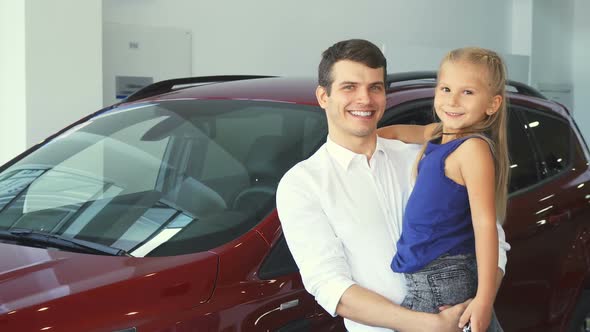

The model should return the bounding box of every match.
[486,95,503,115]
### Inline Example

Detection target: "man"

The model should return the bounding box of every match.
[276,39,509,332]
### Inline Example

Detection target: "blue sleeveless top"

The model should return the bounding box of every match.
[391,136,479,273]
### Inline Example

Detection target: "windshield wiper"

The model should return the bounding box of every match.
[0,229,131,256]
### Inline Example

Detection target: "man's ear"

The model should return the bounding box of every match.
[316,85,329,109]
[487,95,502,115]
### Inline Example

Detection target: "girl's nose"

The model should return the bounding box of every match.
[449,92,460,106]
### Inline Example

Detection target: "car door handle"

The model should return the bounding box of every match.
[548,210,571,225]
[254,299,300,326]
[280,299,299,310]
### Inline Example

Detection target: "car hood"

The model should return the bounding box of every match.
[0,242,218,330]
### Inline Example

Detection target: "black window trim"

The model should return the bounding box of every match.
[258,233,299,280]
[507,104,576,197]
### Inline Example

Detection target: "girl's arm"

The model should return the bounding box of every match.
[455,138,499,332]
[377,123,437,144]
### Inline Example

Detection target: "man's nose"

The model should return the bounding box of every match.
[356,88,371,104]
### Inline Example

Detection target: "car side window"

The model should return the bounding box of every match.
[517,108,572,179]
[506,108,542,193]
[258,235,299,279]
[380,99,435,127]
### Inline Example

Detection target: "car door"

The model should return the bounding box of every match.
[496,104,590,331]
[493,105,567,331]
[252,234,346,331]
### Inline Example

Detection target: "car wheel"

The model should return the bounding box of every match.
[569,290,590,332]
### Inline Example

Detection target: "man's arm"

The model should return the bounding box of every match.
[496,221,510,281]
[495,222,509,292]
[337,284,472,331]
[277,166,467,331]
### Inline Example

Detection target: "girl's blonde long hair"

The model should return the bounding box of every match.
[416,47,510,223]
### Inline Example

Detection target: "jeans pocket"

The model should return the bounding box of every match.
[426,264,477,308]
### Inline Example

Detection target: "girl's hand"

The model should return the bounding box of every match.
[459,297,492,332]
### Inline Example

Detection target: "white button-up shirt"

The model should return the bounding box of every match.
[276,136,510,332]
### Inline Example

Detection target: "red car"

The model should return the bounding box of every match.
[0,74,588,332]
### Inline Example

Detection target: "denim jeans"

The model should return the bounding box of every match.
[401,254,503,332]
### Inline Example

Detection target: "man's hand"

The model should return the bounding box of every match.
[428,299,472,332]
[458,297,492,332]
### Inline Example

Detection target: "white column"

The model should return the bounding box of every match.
[0,1,28,164]
[25,0,103,147]
[510,0,533,56]
[530,0,574,88]
[508,0,533,83]
[572,0,590,138]
[0,0,103,165]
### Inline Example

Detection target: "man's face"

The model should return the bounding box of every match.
[316,60,386,144]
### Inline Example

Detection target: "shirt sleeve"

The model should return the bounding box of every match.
[276,166,355,316]
[496,221,510,274]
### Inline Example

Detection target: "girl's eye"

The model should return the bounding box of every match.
[463,90,474,95]
[441,87,450,92]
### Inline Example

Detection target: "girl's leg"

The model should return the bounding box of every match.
[402,255,504,330]
[402,254,477,313]
[421,254,478,308]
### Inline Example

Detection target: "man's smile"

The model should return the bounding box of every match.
[348,110,375,118]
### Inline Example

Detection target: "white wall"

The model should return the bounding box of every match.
[103,0,513,76]
[572,0,590,137]
[0,1,27,164]
[102,23,192,106]
[14,0,587,165]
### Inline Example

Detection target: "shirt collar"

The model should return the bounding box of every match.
[325,136,387,170]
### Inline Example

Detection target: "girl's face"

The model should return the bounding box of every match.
[434,60,502,134]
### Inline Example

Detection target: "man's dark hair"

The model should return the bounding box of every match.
[318,39,387,95]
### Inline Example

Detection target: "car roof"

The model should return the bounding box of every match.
[131,76,320,106]
[121,73,561,115]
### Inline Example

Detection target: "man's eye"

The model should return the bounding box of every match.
[343,85,354,90]
[371,85,383,92]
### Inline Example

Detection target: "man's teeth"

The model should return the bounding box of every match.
[350,111,372,117]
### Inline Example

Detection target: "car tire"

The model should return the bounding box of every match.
[568,290,590,332]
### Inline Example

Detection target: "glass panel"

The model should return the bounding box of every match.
[520,109,571,178]
[382,103,435,126]
[507,108,541,193]
[0,101,326,256]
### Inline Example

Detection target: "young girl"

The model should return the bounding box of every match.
[378,47,509,332]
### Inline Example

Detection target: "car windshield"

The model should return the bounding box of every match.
[0,100,327,256]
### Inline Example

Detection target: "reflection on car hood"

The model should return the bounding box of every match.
[0,242,218,330]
